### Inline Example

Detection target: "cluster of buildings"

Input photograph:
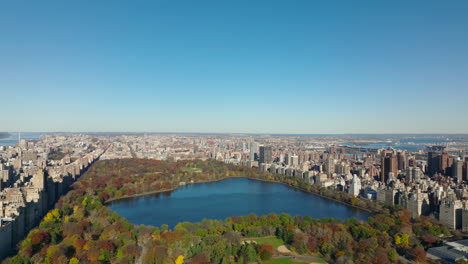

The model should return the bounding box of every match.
[1,133,468,262]
[99,134,468,233]
[149,134,468,233]
[245,143,468,233]
[0,135,106,259]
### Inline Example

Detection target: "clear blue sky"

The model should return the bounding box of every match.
[1,0,467,133]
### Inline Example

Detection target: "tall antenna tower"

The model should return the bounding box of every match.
[18,131,21,143]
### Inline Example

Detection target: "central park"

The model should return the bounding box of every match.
[5,159,452,264]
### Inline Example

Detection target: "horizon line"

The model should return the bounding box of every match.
[3,131,468,136]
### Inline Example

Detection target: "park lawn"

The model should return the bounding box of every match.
[253,237,285,248]
[263,259,308,264]
[313,260,327,263]
[182,167,202,173]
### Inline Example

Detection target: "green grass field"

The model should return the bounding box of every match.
[252,237,285,248]
[263,259,308,264]
[182,167,202,173]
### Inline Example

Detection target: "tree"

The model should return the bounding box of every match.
[407,247,426,263]
[388,249,398,262]
[241,244,257,262]
[292,232,308,254]
[307,236,318,252]
[175,255,184,264]
[259,245,273,260]
[7,256,31,264]
[43,209,61,223]
[395,233,409,248]
[400,233,409,247]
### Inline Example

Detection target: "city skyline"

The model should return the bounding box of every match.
[2,0,468,133]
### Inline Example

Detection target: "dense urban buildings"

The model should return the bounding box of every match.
[0,135,106,259]
[1,133,468,262]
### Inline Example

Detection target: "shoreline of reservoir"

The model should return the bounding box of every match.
[105,175,373,218]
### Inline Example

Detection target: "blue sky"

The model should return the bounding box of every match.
[1,0,467,133]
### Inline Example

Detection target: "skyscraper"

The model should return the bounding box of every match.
[349,174,361,197]
[291,155,299,167]
[464,160,468,181]
[440,152,454,176]
[406,167,422,183]
[427,152,440,176]
[381,152,398,183]
[250,142,259,161]
[453,159,463,182]
[326,157,335,177]
[284,153,290,165]
[259,146,273,164]
[397,151,406,170]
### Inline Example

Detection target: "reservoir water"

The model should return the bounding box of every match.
[108,178,369,228]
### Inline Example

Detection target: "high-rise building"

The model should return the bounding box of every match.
[439,195,463,230]
[406,167,413,183]
[462,209,468,232]
[349,174,361,197]
[414,167,421,182]
[428,152,440,176]
[368,165,379,179]
[406,167,421,183]
[463,161,468,181]
[250,142,259,161]
[407,191,430,218]
[397,151,406,170]
[32,169,47,190]
[279,154,285,163]
[259,146,272,164]
[440,152,453,176]
[326,157,335,177]
[453,160,463,182]
[291,155,299,167]
[381,152,398,183]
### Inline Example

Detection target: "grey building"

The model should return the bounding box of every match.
[259,146,273,164]
[453,160,463,183]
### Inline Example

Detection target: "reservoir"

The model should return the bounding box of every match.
[108,178,369,228]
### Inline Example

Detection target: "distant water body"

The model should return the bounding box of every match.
[342,137,447,151]
[108,178,369,229]
[0,133,43,146]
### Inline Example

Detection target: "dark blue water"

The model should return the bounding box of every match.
[108,178,369,228]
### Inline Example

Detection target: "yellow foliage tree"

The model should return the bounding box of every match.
[44,209,61,222]
[69,257,79,264]
[175,255,184,264]
[400,233,409,247]
[394,233,409,248]
[83,242,90,250]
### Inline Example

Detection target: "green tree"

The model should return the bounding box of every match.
[388,249,398,261]
[7,256,31,264]
[242,244,257,262]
